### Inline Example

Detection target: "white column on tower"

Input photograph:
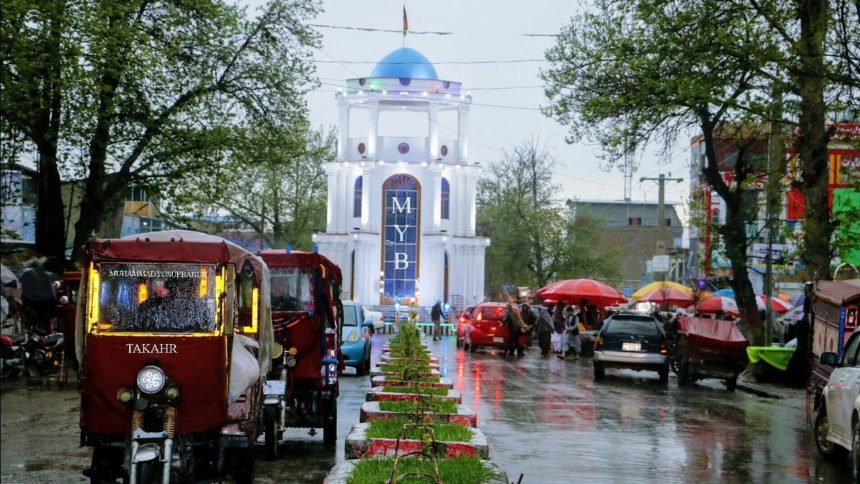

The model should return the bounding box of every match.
[368,102,380,159]
[457,105,469,162]
[466,169,477,236]
[361,167,373,228]
[428,104,439,159]
[335,168,346,232]
[431,168,442,229]
[325,164,337,232]
[337,101,349,160]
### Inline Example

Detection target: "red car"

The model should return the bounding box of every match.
[464,302,527,352]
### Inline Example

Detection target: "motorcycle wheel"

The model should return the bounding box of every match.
[135,460,156,484]
[678,362,688,387]
[264,405,278,460]
[726,376,738,392]
[323,397,337,446]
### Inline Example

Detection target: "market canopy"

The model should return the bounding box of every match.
[631,281,693,300]
[535,278,626,306]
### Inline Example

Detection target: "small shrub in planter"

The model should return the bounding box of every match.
[366,418,472,442]
[346,456,496,484]
[381,386,448,396]
[379,362,431,373]
[379,400,458,414]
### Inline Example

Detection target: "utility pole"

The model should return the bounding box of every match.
[640,173,684,254]
[765,87,784,345]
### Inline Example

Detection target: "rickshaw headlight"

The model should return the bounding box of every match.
[288,346,297,356]
[165,385,180,400]
[116,387,134,403]
[346,330,360,343]
[272,342,284,359]
[136,366,166,394]
[285,355,297,368]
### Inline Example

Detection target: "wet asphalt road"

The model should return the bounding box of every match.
[0,333,852,483]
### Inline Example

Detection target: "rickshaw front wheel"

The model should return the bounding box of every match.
[134,460,156,484]
[323,397,337,446]
[678,362,689,387]
[264,405,279,460]
[726,376,738,391]
[232,448,255,484]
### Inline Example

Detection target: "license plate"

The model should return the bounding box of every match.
[622,342,641,351]
[493,337,505,343]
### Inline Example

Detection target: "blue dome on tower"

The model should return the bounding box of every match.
[370,47,438,80]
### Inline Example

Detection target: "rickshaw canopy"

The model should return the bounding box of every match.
[257,250,342,285]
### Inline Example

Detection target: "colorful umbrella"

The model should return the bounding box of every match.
[631,281,693,300]
[535,279,627,306]
[757,295,792,314]
[638,287,695,306]
[694,296,739,315]
[713,288,735,298]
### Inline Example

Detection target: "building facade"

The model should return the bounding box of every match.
[568,199,684,291]
[315,47,488,307]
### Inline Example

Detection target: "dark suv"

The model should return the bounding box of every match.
[593,312,670,383]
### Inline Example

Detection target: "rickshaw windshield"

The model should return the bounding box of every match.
[270,268,314,312]
[94,263,218,333]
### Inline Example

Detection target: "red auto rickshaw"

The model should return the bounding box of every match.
[76,230,273,483]
[257,249,343,458]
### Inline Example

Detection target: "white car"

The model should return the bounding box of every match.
[814,331,860,481]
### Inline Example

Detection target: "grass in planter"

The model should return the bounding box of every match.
[347,456,495,484]
[381,386,448,396]
[379,399,458,414]
[379,362,431,372]
[366,418,472,442]
[383,375,440,383]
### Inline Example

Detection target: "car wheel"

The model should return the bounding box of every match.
[815,410,847,459]
[658,365,669,384]
[355,351,367,377]
[852,418,859,483]
[469,344,478,353]
[726,376,737,392]
[364,349,371,376]
[594,363,605,380]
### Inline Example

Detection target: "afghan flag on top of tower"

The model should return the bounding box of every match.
[402,5,408,38]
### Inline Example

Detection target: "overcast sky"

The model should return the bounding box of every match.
[251,0,691,213]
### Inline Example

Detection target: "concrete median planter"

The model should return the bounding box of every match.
[370,375,453,389]
[323,457,508,484]
[365,386,462,404]
[344,422,489,460]
[359,401,477,427]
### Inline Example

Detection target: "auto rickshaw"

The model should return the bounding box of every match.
[257,249,343,458]
[76,230,273,483]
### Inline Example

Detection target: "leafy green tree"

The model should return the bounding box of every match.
[65,0,321,262]
[162,125,334,250]
[542,0,778,342]
[1,0,75,259]
[477,139,619,298]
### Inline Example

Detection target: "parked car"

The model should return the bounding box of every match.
[340,300,373,376]
[813,330,859,480]
[456,306,475,347]
[593,312,670,383]
[464,302,526,351]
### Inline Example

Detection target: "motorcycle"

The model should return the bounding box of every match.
[0,332,26,377]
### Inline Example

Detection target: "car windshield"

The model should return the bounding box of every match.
[270,268,314,312]
[342,304,358,326]
[606,318,660,337]
[95,263,217,333]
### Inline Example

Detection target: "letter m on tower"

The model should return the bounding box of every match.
[391,196,413,214]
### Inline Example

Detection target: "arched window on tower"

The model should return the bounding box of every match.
[353,176,363,218]
[441,177,450,220]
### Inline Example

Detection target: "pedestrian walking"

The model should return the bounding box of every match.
[19,257,59,332]
[431,300,443,341]
[565,306,581,359]
[503,302,528,358]
[551,302,566,358]
[521,302,536,347]
[535,305,553,356]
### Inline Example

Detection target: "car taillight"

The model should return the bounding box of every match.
[459,317,466,325]
[594,336,603,350]
[476,312,482,322]
[660,340,668,355]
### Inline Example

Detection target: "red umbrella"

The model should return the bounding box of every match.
[757,295,792,314]
[694,296,739,315]
[639,287,694,307]
[535,279,626,306]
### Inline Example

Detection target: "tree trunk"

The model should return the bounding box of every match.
[796,0,833,280]
[700,119,763,345]
[32,1,67,261]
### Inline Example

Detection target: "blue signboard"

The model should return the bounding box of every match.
[382,175,420,300]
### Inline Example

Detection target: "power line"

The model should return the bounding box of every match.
[313,59,547,65]
[310,23,558,37]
